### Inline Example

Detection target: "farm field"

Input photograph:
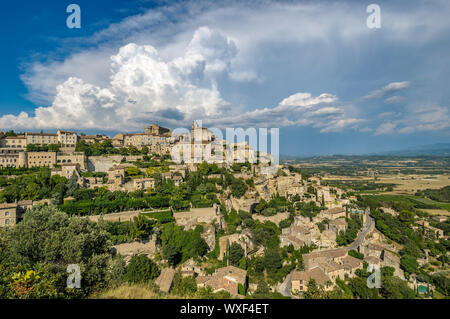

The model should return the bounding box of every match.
[363,194,450,212]
[376,174,450,194]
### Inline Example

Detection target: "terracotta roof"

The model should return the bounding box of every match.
[364,256,380,265]
[196,276,210,285]
[18,200,33,205]
[292,225,311,234]
[0,202,18,209]
[26,132,57,137]
[322,207,345,215]
[303,248,347,261]
[198,266,246,294]
[286,236,305,247]
[155,267,176,293]
[342,255,363,269]
[367,243,386,251]
[330,218,347,226]
[214,266,247,284]
[292,267,330,286]
[319,261,341,273]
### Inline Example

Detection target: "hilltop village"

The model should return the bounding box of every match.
[0,122,448,299]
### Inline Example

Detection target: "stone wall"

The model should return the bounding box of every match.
[86,210,141,223]
[87,156,124,172]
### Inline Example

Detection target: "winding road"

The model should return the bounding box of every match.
[347,212,375,251]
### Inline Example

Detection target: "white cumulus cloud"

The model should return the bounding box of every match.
[0,27,240,131]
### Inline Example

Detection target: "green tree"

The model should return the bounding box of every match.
[263,249,282,274]
[124,254,160,284]
[163,243,182,267]
[348,277,379,299]
[381,276,415,299]
[229,242,244,267]
[141,146,149,155]
[129,215,153,240]
[231,179,248,198]
[303,279,323,299]
[51,191,63,206]
[0,206,122,297]
[66,172,79,197]
[400,255,418,277]
[127,166,141,176]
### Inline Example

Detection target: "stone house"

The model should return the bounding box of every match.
[320,207,346,220]
[133,177,155,191]
[0,200,33,227]
[328,218,348,234]
[180,258,204,277]
[302,248,363,281]
[196,266,247,296]
[280,235,305,249]
[51,163,81,180]
[433,216,447,223]
[291,267,332,294]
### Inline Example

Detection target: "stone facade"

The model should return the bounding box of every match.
[174,206,220,230]
[133,178,155,191]
[302,248,363,282]
[196,266,246,296]
[320,207,346,220]
[291,267,332,294]
[0,201,33,227]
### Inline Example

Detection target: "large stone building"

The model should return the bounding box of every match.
[57,130,78,147]
[25,132,58,146]
[0,129,78,150]
[145,124,171,136]
[0,135,26,149]
[172,122,256,165]
[26,152,57,167]
[0,150,86,169]
[56,152,86,170]
[116,125,173,154]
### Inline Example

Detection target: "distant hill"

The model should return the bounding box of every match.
[373,143,450,156]
[280,143,450,160]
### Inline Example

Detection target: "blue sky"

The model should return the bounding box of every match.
[0,0,449,156]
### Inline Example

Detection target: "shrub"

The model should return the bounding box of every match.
[349,250,364,260]
[124,255,160,284]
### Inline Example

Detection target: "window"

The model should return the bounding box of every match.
[5,219,10,225]
[5,212,10,216]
